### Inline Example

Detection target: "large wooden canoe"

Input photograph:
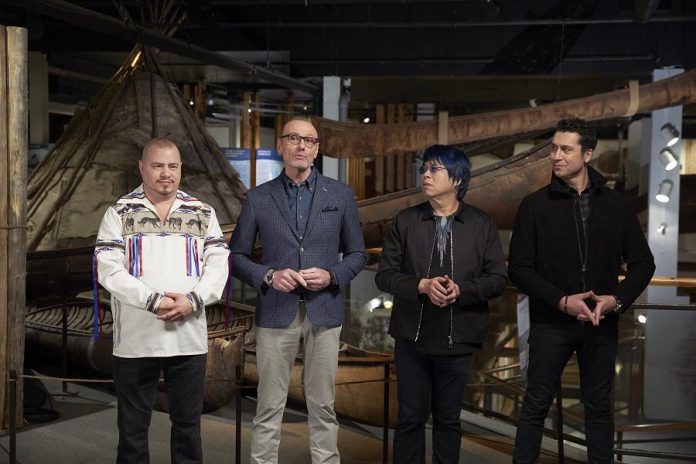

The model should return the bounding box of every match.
[24,299,252,412]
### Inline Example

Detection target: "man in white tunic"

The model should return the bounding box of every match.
[95,137,229,464]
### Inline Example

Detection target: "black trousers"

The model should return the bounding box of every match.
[393,339,473,464]
[513,322,618,464]
[112,354,207,464]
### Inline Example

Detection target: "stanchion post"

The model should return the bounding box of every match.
[62,305,68,393]
[555,385,565,463]
[9,369,17,464]
[235,364,242,464]
[382,362,389,464]
[616,430,623,462]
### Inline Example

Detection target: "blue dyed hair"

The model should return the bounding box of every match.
[421,144,471,201]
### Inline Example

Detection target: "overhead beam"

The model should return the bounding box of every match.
[2,0,318,94]
[209,0,483,4]
[176,16,696,29]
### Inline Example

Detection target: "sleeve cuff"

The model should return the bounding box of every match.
[328,270,339,290]
[186,292,204,312]
[147,292,163,313]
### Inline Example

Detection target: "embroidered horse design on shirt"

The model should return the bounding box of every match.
[138,217,161,228]
[186,218,203,233]
[168,217,183,229]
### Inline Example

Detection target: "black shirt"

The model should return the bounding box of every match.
[402,216,481,355]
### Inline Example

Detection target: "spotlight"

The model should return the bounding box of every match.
[188,98,195,106]
[657,223,667,235]
[383,299,393,310]
[362,117,370,124]
[658,148,679,171]
[660,123,680,147]
[637,314,647,324]
[655,179,673,203]
[366,297,381,312]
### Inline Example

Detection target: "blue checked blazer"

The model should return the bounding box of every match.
[230,171,367,328]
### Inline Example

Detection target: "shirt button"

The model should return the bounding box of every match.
[299,235,303,240]
[299,215,302,219]
[300,247,304,252]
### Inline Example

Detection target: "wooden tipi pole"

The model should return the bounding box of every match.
[0,25,28,431]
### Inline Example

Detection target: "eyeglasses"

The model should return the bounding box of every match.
[280,133,319,148]
[418,165,448,175]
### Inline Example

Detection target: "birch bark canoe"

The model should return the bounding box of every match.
[310,69,696,158]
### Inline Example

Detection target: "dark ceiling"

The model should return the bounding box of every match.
[1,0,695,127]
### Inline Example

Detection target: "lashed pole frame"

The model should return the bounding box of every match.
[0,25,28,431]
[240,91,261,188]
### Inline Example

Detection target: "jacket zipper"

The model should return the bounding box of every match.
[413,233,437,342]
[448,225,455,349]
[414,219,455,350]
[572,198,592,325]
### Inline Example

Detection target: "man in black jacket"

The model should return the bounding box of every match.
[509,118,655,463]
[376,144,507,464]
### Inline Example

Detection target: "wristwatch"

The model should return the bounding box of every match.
[612,295,625,314]
[263,268,276,287]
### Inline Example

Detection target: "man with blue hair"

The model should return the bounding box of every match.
[376,144,507,463]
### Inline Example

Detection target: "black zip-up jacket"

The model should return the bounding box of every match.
[509,167,655,325]
[375,202,508,345]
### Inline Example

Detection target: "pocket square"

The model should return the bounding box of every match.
[321,206,339,212]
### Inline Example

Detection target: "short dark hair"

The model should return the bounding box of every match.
[421,144,471,201]
[556,118,597,153]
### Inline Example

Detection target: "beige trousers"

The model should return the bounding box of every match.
[250,305,342,464]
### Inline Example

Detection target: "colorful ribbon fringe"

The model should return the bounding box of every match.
[225,254,232,329]
[92,252,103,339]
[128,234,143,277]
[185,235,201,277]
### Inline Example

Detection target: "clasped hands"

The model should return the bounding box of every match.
[156,292,194,322]
[559,291,618,326]
[272,268,332,292]
[418,275,460,307]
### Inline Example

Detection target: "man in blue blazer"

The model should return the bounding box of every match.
[230,117,367,464]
